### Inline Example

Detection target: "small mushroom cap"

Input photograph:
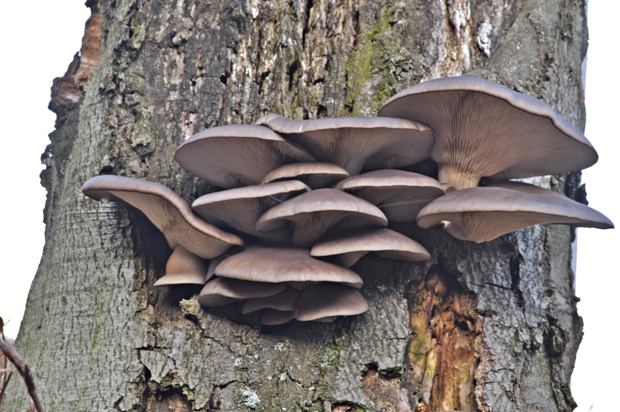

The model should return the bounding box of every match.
[175,124,313,189]
[256,188,388,247]
[205,255,227,282]
[215,246,364,288]
[294,283,369,322]
[256,114,434,175]
[81,175,243,258]
[192,180,310,241]
[154,246,208,286]
[379,76,598,190]
[311,228,430,267]
[197,277,286,307]
[242,287,302,314]
[261,310,295,326]
[416,181,614,243]
[261,162,350,189]
[334,170,445,221]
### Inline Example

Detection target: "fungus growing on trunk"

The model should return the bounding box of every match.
[154,246,208,286]
[416,181,613,243]
[242,287,301,314]
[81,175,243,258]
[261,162,349,189]
[198,277,287,307]
[175,124,313,188]
[334,170,445,221]
[256,188,388,247]
[378,76,598,190]
[294,283,369,322]
[256,114,434,175]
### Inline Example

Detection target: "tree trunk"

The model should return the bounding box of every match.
[5,0,587,410]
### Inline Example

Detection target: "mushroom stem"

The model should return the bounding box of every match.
[437,164,480,191]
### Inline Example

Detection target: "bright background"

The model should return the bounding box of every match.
[0,1,616,410]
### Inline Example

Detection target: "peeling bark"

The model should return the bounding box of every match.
[6,0,587,411]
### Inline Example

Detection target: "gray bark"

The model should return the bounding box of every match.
[5,0,587,410]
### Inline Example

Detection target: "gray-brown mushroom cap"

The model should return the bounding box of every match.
[192,180,310,242]
[261,162,350,189]
[334,170,445,222]
[198,277,286,307]
[242,287,301,314]
[256,188,388,247]
[378,76,598,190]
[294,283,369,322]
[154,246,208,286]
[416,181,614,243]
[175,124,313,189]
[256,114,434,175]
[81,175,243,258]
[261,310,295,326]
[215,246,364,288]
[311,228,430,267]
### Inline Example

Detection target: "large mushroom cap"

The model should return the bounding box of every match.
[334,170,445,222]
[416,181,614,243]
[294,283,369,322]
[256,114,434,175]
[192,180,310,242]
[197,277,286,307]
[378,76,598,190]
[215,246,364,288]
[311,228,430,267]
[154,246,208,286]
[81,175,243,258]
[261,162,349,189]
[256,188,388,247]
[174,124,313,189]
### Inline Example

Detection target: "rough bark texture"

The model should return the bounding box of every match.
[6,0,587,410]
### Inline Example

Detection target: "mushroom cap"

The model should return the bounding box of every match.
[197,277,286,307]
[174,124,313,189]
[261,310,295,325]
[205,255,227,282]
[256,188,388,247]
[256,114,434,175]
[311,228,430,267]
[416,181,614,243]
[214,246,364,288]
[192,180,310,241]
[294,283,369,322]
[154,246,208,286]
[81,175,243,258]
[261,162,350,189]
[334,170,445,222]
[378,76,598,190]
[242,287,301,314]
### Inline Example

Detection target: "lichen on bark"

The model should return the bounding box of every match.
[5,0,587,411]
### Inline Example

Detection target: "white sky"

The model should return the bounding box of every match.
[0,1,616,410]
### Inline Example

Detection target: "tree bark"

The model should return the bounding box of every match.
[5,0,587,410]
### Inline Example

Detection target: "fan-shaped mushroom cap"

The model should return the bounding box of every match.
[261,310,295,325]
[416,181,614,243]
[205,255,226,282]
[334,170,445,221]
[175,124,313,189]
[215,246,364,288]
[256,114,434,175]
[378,76,598,190]
[154,246,208,286]
[294,283,369,322]
[256,188,388,247]
[311,228,430,267]
[261,162,349,189]
[192,180,310,242]
[242,287,301,314]
[197,277,286,307]
[81,175,243,258]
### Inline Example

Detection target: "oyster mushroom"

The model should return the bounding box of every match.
[379,76,598,190]
[154,246,208,286]
[261,162,349,189]
[198,277,287,307]
[294,283,369,322]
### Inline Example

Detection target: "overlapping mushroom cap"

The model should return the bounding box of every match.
[175,124,313,189]
[198,277,287,307]
[379,76,598,190]
[81,175,243,258]
[256,114,434,175]
[417,181,614,243]
[154,246,208,286]
[261,162,349,189]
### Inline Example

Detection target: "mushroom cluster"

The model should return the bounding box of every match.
[82,75,613,325]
